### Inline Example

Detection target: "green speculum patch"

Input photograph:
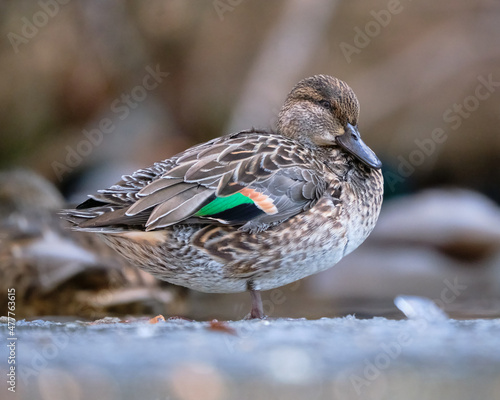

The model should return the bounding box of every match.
[195,192,254,216]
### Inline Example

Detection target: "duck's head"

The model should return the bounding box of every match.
[277,75,382,169]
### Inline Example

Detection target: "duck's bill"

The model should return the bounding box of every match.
[336,124,382,169]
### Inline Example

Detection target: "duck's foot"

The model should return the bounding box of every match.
[247,289,266,319]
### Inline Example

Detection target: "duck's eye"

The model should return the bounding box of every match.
[318,100,331,109]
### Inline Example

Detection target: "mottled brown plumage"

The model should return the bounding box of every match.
[62,75,384,318]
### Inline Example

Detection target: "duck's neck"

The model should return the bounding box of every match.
[315,146,355,180]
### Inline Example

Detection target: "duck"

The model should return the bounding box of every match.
[62,75,384,319]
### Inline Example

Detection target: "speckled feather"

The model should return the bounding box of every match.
[62,75,384,295]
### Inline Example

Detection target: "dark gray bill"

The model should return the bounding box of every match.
[336,123,382,169]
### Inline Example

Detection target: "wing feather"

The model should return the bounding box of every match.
[126,183,193,216]
[63,131,331,232]
[146,187,214,230]
[136,177,183,196]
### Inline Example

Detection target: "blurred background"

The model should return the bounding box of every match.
[0,0,499,320]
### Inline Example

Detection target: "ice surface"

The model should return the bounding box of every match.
[1,316,499,399]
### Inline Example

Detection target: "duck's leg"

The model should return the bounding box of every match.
[249,289,265,319]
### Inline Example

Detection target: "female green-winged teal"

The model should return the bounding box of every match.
[63,75,384,318]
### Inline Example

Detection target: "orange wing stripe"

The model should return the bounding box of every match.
[239,188,278,215]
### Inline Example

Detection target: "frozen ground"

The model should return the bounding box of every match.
[1,314,500,400]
